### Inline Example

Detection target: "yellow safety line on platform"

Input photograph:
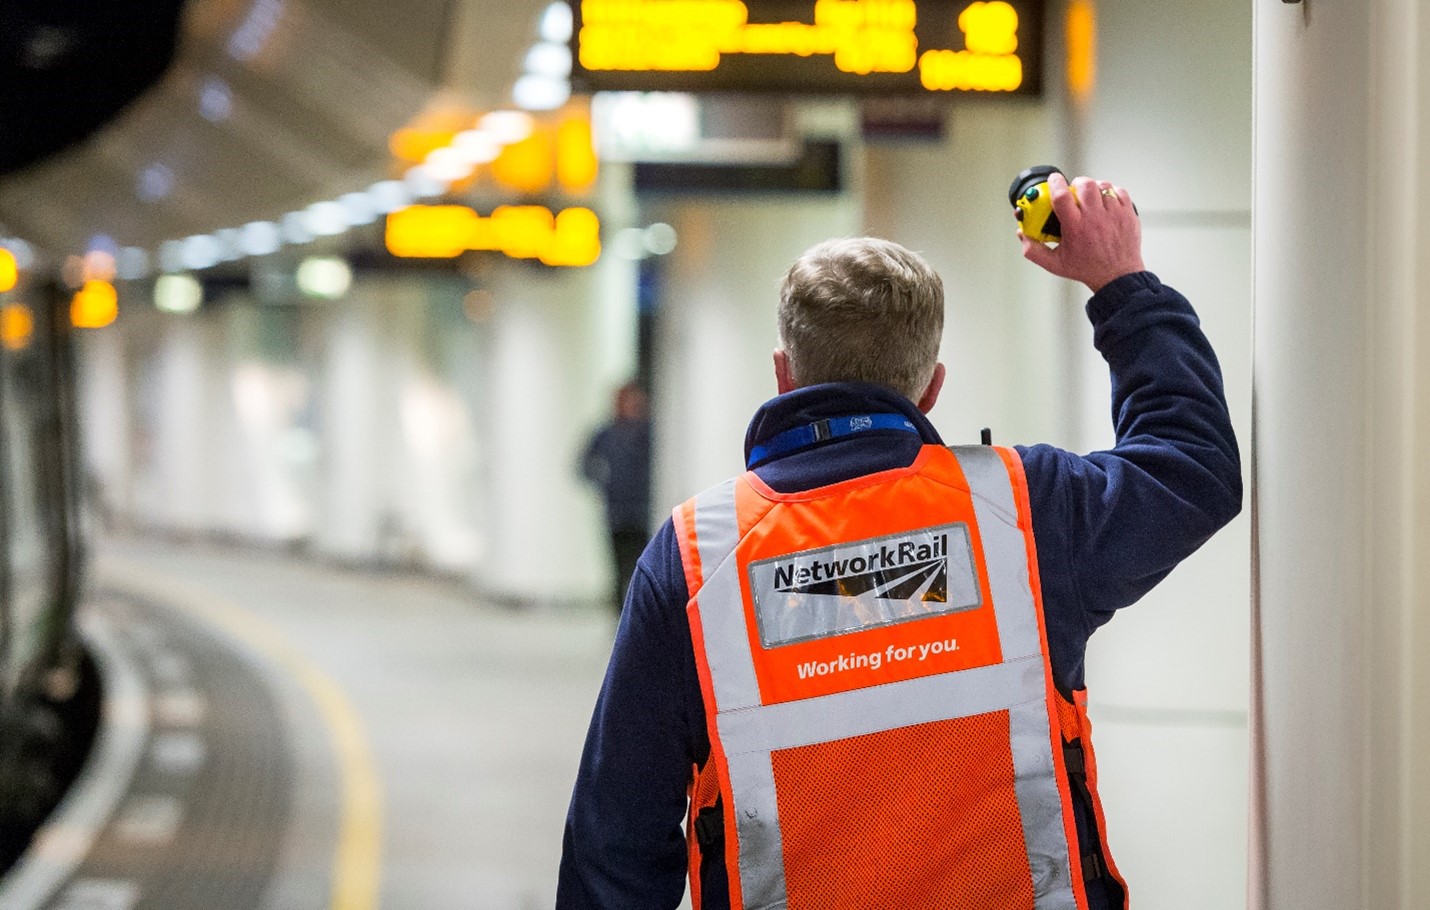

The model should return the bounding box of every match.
[100,565,383,910]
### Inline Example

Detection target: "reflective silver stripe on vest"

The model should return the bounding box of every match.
[691,479,791,904]
[694,479,762,712]
[954,447,1078,910]
[724,750,789,910]
[1010,699,1078,907]
[952,446,1043,660]
[718,655,1044,756]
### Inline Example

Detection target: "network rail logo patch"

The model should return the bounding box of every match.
[772,535,950,602]
[749,523,982,648]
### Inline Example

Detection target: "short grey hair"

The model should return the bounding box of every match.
[777,237,944,401]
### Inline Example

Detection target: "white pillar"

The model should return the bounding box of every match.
[312,279,418,563]
[220,303,312,542]
[134,313,231,533]
[481,221,638,602]
[76,327,133,525]
[1253,2,1430,908]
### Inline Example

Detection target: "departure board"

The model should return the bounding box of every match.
[572,0,1045,96]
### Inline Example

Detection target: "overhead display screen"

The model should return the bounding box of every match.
[572,0,1045,96]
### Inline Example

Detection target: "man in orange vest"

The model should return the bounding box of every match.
[557,172,1242,909]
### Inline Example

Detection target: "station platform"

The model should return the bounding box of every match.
[0,538,617,909]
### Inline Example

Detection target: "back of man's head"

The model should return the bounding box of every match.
[777,237,944,402]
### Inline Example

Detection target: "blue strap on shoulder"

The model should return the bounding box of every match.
[747,413,920,469]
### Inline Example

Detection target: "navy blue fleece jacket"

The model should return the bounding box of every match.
[556,272,1243,909]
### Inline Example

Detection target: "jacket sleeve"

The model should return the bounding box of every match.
[1017,271,1243,633]
[556,520,703,908]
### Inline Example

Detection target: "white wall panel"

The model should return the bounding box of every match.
[1083,223,1251,715]
[1082,1,1253,215]
[313,286,399,561]
[1092,720,1250,910]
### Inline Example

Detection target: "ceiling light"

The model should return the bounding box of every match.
[296,256,352,299]
[339,192,377,226]
[303,201,350,237]
[199,77,234,122]
[229,0,285,61]
[215,227,245,261]
[158,241,185,273]
[404,165,451,200]
[367,180,411,214]
[422,147,475,183]
[479,110,536,144]
[82,249,118,282]
[452,130,500,165]
[282,211,314,244]
[116,247,152,281]
[525,42,573,79]
[540,1,574,43]
[644,222,678,255]
[2,239,34,271]
[514,75,571,112]
[155,274,204,314]
[87,234,118,255]
[137,163,174,203]
[181,235,222,270]
[240,221,282,256]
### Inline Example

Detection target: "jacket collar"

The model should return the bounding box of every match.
[743,381,944,465]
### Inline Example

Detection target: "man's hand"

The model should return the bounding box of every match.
[1019,172,1144,293]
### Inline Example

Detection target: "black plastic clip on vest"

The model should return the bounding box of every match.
[694,804,724,850]
[1061,740,1107,882]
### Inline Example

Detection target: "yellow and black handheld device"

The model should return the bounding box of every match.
[1009,164,1072,243]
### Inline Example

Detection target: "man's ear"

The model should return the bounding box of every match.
[916,363,946,414]
[773,349,798,394]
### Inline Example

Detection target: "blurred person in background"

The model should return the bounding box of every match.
[557,174,1241,908]
[580,381,652,616]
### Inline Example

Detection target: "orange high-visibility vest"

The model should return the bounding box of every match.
[674,445,1127,909]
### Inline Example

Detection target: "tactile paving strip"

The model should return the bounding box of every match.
[45,593,295,910]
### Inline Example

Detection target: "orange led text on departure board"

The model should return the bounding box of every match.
[386,205,602,268]
[573,0,1043,95]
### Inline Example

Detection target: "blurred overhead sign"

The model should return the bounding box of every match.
[71,280,118,329]
[390,110,599,196]
[572,0,1043,95]
[1,304,33,350]
[386,205,601,267]
[634,139,841,193]
[0,249,17,293]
